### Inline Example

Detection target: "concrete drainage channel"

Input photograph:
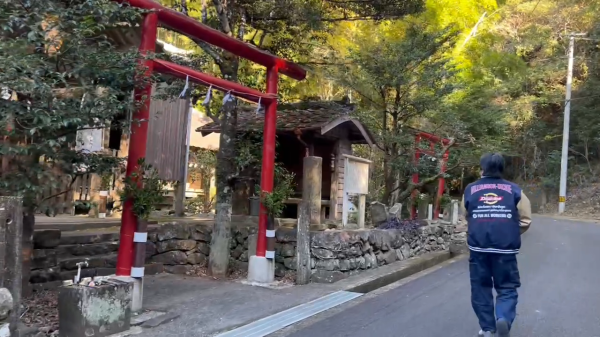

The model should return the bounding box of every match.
[216,251,457,337]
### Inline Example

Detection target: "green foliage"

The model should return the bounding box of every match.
[189,148,217,186]
[256,165,296,218]
[332,19,468,204]
[454,0,600,188]
[0,0,147,208]
[234,132,265,178]
[119,158,167,220]
[440,194,452,208]
[188,148,217,213]
[185,193,215,214]
[100,173,113,191]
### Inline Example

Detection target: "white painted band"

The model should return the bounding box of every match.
[131,267,145,278]
[265,250,275,259]
[99,191,109,196]
[133,232,148,243]
[98,213,106,219]
[266,230,276,238]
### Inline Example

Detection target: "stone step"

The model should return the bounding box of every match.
[60,231,121,245]
[34,218,163,232]
[56,242,120,259]
[35,221,122,232]
[58,253,118,271]
[58,225,162,245]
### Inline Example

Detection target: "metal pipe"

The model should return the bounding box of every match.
[113,0,306,80]
[559,35,575,214]
[116,12,158,276]
[153,59,276,104]
[434,150,449,220]
[411,135,421,219]
[256,67,279,257]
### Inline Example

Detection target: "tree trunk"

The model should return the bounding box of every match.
[383,149,395,205]
[1,197,24,335]
[390,170,401,205]
[208,98,238,277]
[202,173,213,212]
[295,202,311,285]
[22,208,34,298]
[397,173,444,204]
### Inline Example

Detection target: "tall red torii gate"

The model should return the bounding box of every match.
[113,0,306,278]
[411,131,451,220]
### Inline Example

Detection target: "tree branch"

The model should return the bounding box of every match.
[204,103,219,124]
[174,2,224,65]
[194,39,224,65]
[390,138,458,200]
[212,0,233,36]
[395,160,462,201]
[237,9,247,40]
[247,29,259,45]
[201,0,208,23]
[40,174,77,203]
[180,0,188,15]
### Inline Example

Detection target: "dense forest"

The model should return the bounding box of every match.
[3,0,600,276]
[157,0,600,208]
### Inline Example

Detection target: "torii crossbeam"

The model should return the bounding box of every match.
[113,0,306,283]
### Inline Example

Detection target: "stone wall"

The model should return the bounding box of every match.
[30,219,455,285]
[145,223,255,275]
[275,222,454,282]
[145,221,455,283]
[30,230,121,287]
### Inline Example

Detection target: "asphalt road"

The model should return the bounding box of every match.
[285,216,600,337]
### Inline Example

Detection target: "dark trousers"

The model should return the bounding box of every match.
[469,251,521,332]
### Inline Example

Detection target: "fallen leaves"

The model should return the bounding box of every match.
[22,290,59,336]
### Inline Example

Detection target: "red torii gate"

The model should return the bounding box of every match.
[410,131,451,220]
[113,0,306,278]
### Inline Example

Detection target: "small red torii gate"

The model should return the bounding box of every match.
[410,131,451,220]
[113,0,306,278]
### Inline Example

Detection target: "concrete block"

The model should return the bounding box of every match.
[247,234,257,258]
[58,279,133,337]
[131,278,143,313]
[247,255,274,284]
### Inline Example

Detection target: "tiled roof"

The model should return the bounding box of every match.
[197,100,356,134]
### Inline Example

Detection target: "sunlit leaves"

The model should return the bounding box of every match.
[0,0,145,208]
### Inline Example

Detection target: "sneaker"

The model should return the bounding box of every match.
[479,330,495,337]
[496,319,510,337]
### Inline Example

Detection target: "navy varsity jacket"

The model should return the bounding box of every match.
[461,177,532,254]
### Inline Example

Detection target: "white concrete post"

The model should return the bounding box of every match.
[451,200,459,225]
[427,204,433,221]
[357,195,366,228]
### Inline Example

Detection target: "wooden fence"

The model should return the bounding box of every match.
[39,173,94,216]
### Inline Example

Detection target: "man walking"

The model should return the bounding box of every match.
[462,153,532,337]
